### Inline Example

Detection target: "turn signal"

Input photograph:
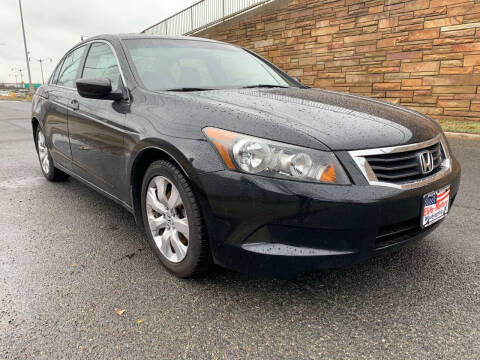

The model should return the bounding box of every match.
[319,164,337,183]
[203,127,237,169]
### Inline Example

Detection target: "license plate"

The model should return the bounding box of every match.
[421,185,450,228]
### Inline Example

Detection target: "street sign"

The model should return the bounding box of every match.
[23,83,41,89]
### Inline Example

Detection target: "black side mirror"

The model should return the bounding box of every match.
[76,78,123,100]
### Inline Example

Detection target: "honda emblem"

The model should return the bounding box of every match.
[419,151,434,174]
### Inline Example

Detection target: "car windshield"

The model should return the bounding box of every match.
[124,38,295,91]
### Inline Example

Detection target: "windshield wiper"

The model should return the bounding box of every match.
[165,87,216,92]
[241,84,290,89]
[164,85,289,91]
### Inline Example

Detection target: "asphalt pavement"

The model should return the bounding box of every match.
[0,100,479,359]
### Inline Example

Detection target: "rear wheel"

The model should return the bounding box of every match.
[35,127,68,181]
[141,160,210,278]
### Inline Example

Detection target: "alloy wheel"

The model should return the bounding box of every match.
[145,176,189,263]
[37,131,50,174]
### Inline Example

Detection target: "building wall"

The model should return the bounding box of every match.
[197,0,480,123]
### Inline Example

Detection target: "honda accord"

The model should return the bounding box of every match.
[31,34,461,277]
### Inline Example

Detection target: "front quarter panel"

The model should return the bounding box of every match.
[125,133,225,182]
[124,111,225,226]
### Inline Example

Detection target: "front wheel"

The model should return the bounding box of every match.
[35,127,68,181]
[140,160,211,278]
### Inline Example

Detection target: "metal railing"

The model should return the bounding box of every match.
[142,0,273,36]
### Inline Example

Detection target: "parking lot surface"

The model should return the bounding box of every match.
[0,100,479,359]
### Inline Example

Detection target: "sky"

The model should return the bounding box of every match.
[0,0,196,84]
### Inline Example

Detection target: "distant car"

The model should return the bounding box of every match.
[32,34,461,278]
[0,90,11,96]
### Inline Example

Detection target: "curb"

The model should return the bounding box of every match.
[445,131,480,139]
[0,98,31,102]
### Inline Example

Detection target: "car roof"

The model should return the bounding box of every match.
[78,33,225,46]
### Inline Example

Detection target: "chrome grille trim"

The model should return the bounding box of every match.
[349,134,451,190]
[367,142,442,181]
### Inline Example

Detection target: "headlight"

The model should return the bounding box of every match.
[203,127,350,184]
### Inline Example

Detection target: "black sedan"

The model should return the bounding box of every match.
[32,34,461,278]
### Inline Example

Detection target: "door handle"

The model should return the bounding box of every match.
[69,99,79,110]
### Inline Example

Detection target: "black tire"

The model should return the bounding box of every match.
[140,160,211,278]
[35,126,69,182]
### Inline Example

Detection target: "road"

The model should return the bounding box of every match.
[0,100,479,359]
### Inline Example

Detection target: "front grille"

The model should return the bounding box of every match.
[365,142,443,183]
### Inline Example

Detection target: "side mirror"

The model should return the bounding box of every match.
[76,78,123,100]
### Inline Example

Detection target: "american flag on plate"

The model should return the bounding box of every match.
[422,185,450,228]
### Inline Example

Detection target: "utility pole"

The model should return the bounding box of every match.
[18,69,24,83]
[11,68,24,85]
[30,57,52,84]
[18,0,34,96]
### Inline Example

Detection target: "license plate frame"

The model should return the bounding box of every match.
[421,185,450,229]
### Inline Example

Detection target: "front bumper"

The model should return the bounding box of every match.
[195,156,461,276]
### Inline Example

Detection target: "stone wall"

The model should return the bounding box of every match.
[197,0,480,123]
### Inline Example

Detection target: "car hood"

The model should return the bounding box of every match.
[177,88,441,151]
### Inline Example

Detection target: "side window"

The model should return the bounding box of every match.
[57,46,86,88]
[50,60,64,84]
[81,43,121,90]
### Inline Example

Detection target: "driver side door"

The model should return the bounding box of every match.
[67,41,129,203]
